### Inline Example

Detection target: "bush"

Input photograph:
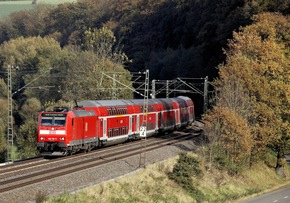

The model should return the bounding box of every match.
[214,155,242,176]
[168,152,204,202]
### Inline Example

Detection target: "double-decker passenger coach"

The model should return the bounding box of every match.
[37,96,194,156]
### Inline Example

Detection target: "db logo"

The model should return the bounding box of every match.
[49,130,56,134]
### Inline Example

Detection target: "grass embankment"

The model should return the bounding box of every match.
[42,153,290,203]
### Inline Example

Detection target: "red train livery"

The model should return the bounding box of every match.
[37,96,194,156]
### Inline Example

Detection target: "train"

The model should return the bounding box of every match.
[37,96,195,156]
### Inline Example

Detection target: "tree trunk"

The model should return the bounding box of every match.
[276,150,286,178]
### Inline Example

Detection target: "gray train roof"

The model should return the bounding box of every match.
[72,110,96,117]
[177,96,191,101]
[77,98,178,107]
[78,100,131,107]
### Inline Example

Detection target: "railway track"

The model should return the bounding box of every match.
[0,136,156,176]
[0,132,184,177]
[0,129,200,194]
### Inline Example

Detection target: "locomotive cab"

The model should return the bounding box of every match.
[37,112,68,156]
[37,107,98,156]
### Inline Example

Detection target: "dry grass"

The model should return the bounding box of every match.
[45,154,290,203]
[78,158,193,203]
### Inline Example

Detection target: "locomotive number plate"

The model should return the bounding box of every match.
[49,130,56,134]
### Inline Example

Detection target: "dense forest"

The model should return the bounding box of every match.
[0,0,290,178]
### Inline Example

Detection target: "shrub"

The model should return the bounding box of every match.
[168,152,204,202]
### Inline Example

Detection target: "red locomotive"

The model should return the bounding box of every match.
[37,96,194,156]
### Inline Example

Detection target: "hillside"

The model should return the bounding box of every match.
[44,154,290,203]
[0,0,75,19]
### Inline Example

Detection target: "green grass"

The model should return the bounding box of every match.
[0,0,76,19]
[0,4,33,19]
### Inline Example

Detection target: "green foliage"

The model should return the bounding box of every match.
[0,36,72,105]
[16,119,38,159]
[0,22,132,162]
[213,151,243,176]
[168,152,204,201]
[0,120,7,162]
[0,97,8,162]
[62,27,133,101]
[83,27,116,57]
[0,79,8,98]
[19,97,41,120]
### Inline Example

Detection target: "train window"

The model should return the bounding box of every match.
[54,117,66,126]
[41,118,53,126]
[41,114,67,126]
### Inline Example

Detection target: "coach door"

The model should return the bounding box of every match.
[129,115,132,134]
[176,109,180,125]
[103,118,107,138]
[155,113,158,130]
[136,115,140,133]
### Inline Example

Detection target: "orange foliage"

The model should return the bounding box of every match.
[204,107,252,164]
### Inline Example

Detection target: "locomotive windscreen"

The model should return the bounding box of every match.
[41,113,67,126]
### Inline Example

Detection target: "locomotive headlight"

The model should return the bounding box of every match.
[40,137,45,140]
[59,137,65,141]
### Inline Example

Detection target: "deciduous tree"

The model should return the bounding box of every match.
[208,12,290,175]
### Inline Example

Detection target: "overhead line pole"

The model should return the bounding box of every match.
[139,70,149,168]
[7,65,13,163]
[6,66,52,163]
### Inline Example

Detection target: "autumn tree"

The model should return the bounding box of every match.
[45,0,113,46]
[203,73,252,173]
[0,5,53,44]
[207,12,290,175]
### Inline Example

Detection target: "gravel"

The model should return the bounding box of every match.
[0,134,201,203]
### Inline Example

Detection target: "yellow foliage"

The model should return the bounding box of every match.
[204,107,252,164]
[215,12,290,162]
